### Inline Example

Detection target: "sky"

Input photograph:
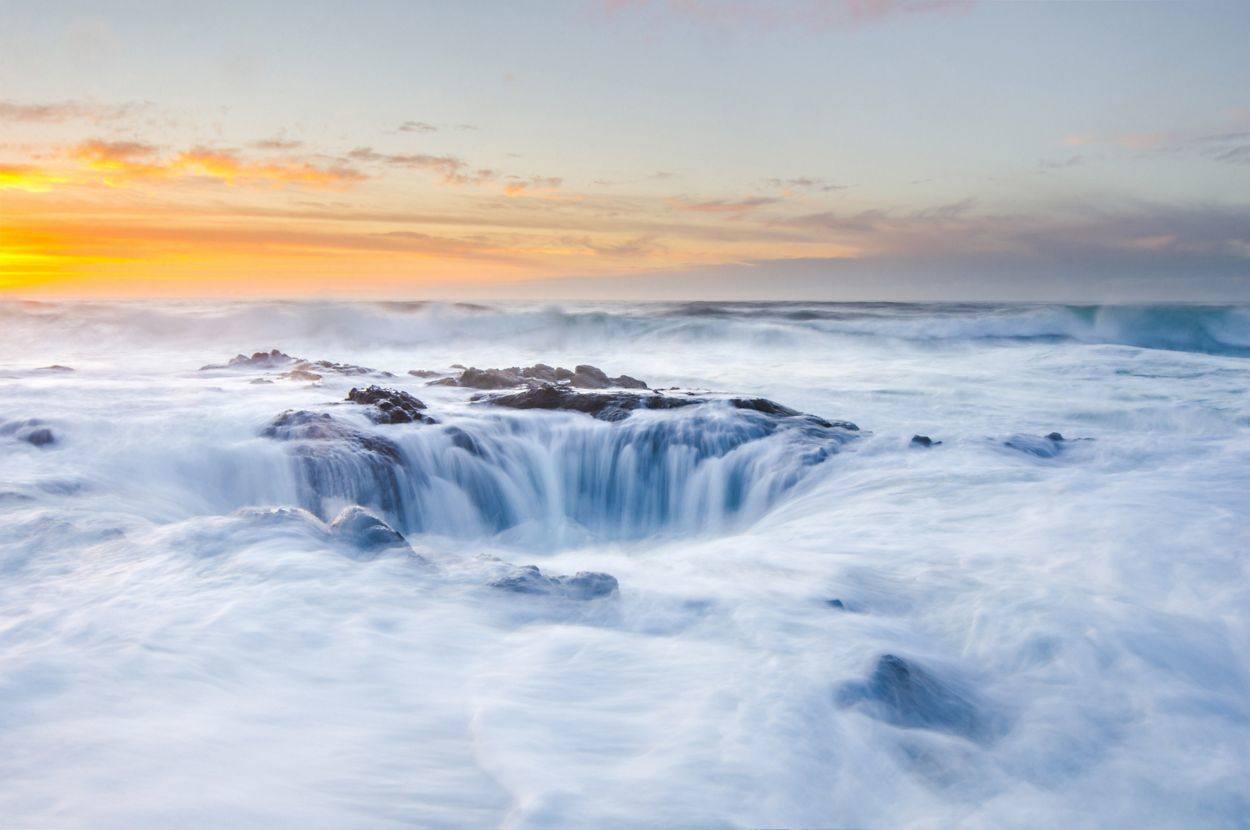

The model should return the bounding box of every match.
[2,0,1249,300]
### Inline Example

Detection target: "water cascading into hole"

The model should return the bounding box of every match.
[264,402,857,542]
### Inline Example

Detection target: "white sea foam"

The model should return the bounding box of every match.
[1,300,1248,828]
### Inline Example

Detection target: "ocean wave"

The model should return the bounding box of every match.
[1,300,1249,359]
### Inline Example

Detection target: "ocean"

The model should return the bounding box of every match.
[2,299,1248,828]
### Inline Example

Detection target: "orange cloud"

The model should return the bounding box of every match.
[69,140,367,188]
[0,164,67,192]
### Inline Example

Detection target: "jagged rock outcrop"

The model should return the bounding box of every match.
[346,386,435,425]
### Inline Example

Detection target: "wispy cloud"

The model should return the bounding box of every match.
[503,176,564,197]
[347,146,498,184]
[669,195,780,214]
[71,140,366,187]
[397,121,438,133]
[762,176,846,192]
[0,99,146,124]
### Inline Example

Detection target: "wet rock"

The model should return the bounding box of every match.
[346,385,435,425]
[458,367,525,389]
[202,349,391,378]
[838,654,991,743]
[37,365,74,373]
[480,384,858,431]
[910,434,941,448]
[1004,433,1066,458]
[613,374,648,390]
[250,378,274,385]
[408,369,446,378]
[262,410,413,522]
[444,426,484,456]
[490,564,619,600]
[826,598,846,609]
[328,506,409,557]
[1,418,56,447]
[263,410,401,461]
[434,363,650,390]
[198,349,296,370]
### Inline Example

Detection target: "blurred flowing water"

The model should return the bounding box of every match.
[1,300,1248,829]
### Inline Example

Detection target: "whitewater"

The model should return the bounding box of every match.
[1,299,1248,829]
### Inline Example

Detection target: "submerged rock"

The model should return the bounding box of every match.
[328,506,410,557]
[408,369,447,378]
[910,434,941,448]
[1004,432,1067,458]
[262,410,411,522]
[838,654,992,743]
[490,564,619,600]
[264,410,401,461]
[1,418,56,447]
[346,386,435,425]
[37,364,74,373]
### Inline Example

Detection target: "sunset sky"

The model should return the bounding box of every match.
[2,0,1249,299]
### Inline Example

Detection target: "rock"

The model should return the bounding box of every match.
[1004,433,1066,458]
[613,374,648,389]
[838,654,991,742]
[346,385,435,425]
[489,564,619,600]
[457,367,524,389]
[826,598,846,609]
[479,384,859,430]
[571,364,610,388]
[408,369,446,378]
[198,349,294,370]
[910,434,941,448]
[433,363,650,390]
[201,349,391,378]
[1,418,56,447]
[37,365,74,373]
[25,428,55,446]
[263,410,401,461]
[521,363,558,382]
[250,378,274,385]
[262,410,410,522]
[328,506,409,557]
[444,426,484,456]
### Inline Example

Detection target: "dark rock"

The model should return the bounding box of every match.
[328,506,409,558]
[571,364,610,388]
[1,419,56,447]
[1004,433,1066,458]
[826,598,846,609]
[263,410,401,461]
[910,434,941,448]
[408,369,445,378]
[37,365,74,373]
[445,426,484,456]
[521,363,558,382]
[250,378,274,385]
[479,384,858,431]
[227,349,295,369]
[612,374,648,389]
[838,654,991,742]
[436,363,650,390]
[262,410,411,522]
[25,428,55,446]
[346,385,435,425]
[201,349,391,378]
[490,564,619,600]
[457,367,524,389]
